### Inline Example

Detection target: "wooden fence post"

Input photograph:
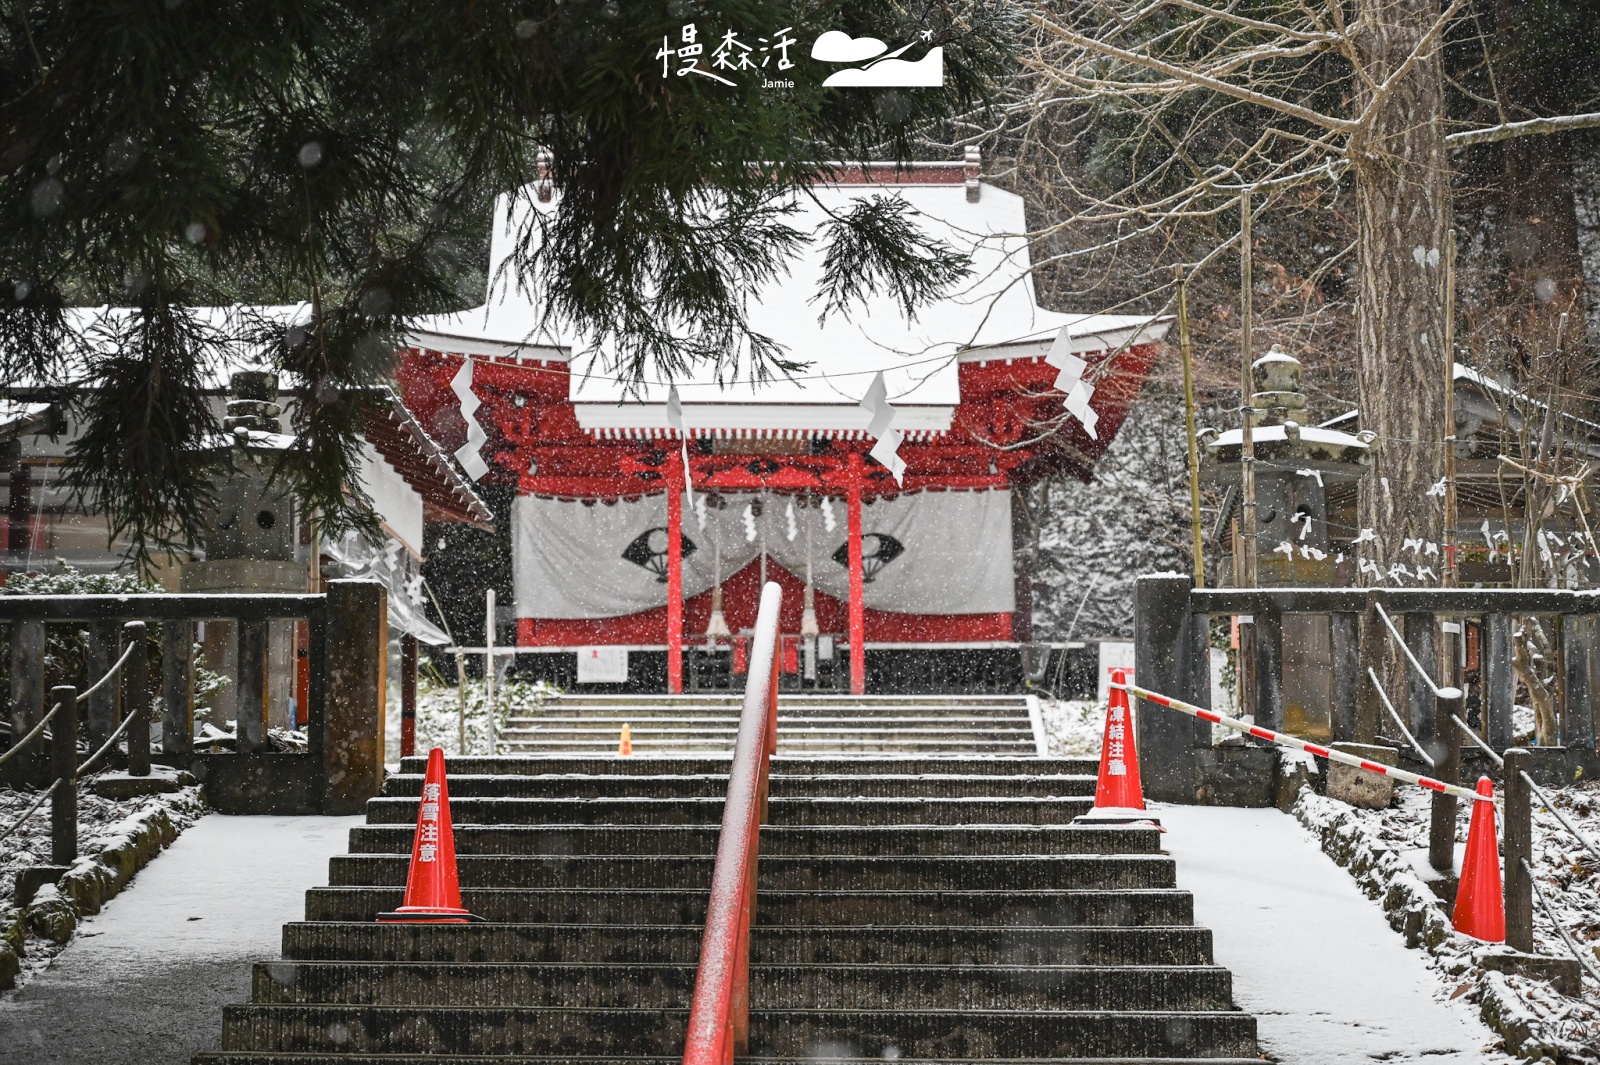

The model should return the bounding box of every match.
[1429,687,1464,874]
[323,579,388,814]
[51,684,78,866]
[1503,748,1534,953]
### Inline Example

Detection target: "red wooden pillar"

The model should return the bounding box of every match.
[666,469,685,694]
[399,633,418,757]
[846,452,866,695]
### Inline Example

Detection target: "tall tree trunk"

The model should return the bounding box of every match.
[1352,0,1451,568]
[1351,0,1452,736]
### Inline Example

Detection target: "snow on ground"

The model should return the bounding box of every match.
[0,772,192,912]
[1344,781,1600,1038]
[1035,696,1105,756]
[1157,803,1519,1064]
[386,678,558,765]
[0,813,360,1065]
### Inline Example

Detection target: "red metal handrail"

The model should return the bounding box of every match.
[682,581,783,1065]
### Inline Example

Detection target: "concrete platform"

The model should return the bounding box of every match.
[0,813,361,1065]
[1154,803,1515,1064]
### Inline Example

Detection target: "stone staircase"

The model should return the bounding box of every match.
[195,753,1260,1063]
[501,694,1044,757]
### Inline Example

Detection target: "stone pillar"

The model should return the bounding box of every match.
[6,618,46,787]
[1133,574,1209,802]
[1561,615,1594,749]
[1253,608,1284,733]
[1403,612,1437,751]
[1484,613,1515,749]
[323,579,387,814]
[84,620,120,748]
[161,619,194,755]
[1330,612,1360,742]
[236,619,268,753]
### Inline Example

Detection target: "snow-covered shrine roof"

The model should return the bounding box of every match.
[408,162,1170,437]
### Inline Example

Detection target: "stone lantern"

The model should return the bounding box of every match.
[1198,346,1375,585]
[1197,346,1375,740]
[182,370,306,734]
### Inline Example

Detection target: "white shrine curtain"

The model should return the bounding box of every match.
[512,488,1015,620]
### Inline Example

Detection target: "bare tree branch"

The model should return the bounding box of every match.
[1446,110,1600,148]
[1028,12,1356,132]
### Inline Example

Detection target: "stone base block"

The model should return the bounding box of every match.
[1476,947,1585,998]
[1401,846,1459,907]
[1193,744,1275,807]
[90,765,196,800]
[13,865,68,907]
[1275,749,1318,812]
[1328,743,1400,809]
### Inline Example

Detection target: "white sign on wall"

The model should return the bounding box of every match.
[1097,640,1136,704]
[577,646,630,684]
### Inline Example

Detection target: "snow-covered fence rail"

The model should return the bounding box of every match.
[2,580,388,815]
[0,624,147,854]
[1121,681,1495,805]
[1132,575,1600,803]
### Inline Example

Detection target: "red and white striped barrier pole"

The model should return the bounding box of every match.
[1120,682,1496,806]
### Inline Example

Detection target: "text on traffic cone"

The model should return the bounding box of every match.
[376,747,484,924]
[1094,668,1146,811]
[619,723,633,756]
[1452,776,1505,943]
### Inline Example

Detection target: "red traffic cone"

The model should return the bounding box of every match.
[376,747,484,924]
[1079,668,1155,825]
[1452,776,1505,943]
[619,723,633,756]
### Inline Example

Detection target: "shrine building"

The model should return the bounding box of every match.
[398,151,1171,694]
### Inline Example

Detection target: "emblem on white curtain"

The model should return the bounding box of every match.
[1044,327,1099,439]
[832,532,904,582]
[450,357,491,480]
[858,371,906,484]
[621,527,698,582]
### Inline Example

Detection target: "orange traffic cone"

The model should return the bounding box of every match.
[618,723,633,756]
[1452,776,1505,942]
[1079,668,1156,826]
[376,747,484,924]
